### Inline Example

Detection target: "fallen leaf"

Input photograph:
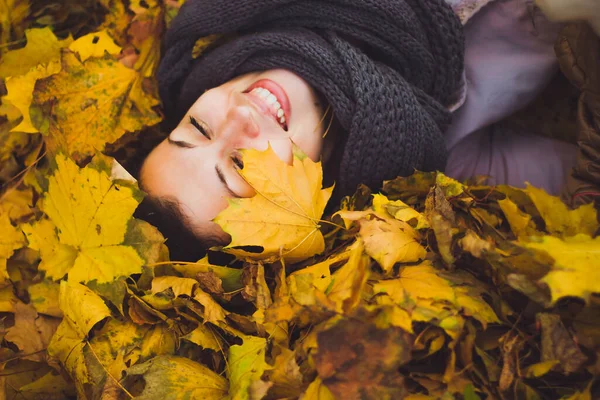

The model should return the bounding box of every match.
[172,257,243,292]
[215,146,333,262]
[524,234,600,303]
[327,240,369,313]
[522,360,559,378]
[0,27,72,78]
[182,324,224,352]
[525,184,599,237]
[5,302,60,362]
[313,315,411,399]
[68,30,121,62]
[124,356,228,399]
[0,213,24,283]
[3,60,62,133]
[537,313,587,374]
[227,336,270,400]
[27,280,62,317]
[302,377,335,400]
[23,154,146,283]
[32,50,160,158]
[47,281,111,390]
[498,197,540,239]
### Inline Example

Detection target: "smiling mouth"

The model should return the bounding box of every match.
[243,79,291,131]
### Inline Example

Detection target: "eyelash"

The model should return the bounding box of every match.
[189,116,210,139]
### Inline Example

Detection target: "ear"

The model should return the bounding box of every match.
[536,0,600,36]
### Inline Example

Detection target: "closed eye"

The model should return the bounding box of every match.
[190,116,211,140]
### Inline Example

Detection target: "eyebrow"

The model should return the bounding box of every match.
[215,165,241,198]
[167,137,196,148]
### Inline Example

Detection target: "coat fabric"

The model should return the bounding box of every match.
[157,0,465,196]
[556,22,600,208]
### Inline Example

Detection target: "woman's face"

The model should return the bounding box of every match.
[140,69,326,245]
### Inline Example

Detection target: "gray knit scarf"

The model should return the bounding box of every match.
[157,0,464,195]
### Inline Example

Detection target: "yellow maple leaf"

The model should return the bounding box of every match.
[215,146,333,262]
[22,154,146,283]
[336,209,426,273]
[31,50,160,159]
[524,234,600,303]
[0,27,72,79]
[525,184,599,237]
[0,213,24,284]
[68,30,121,62]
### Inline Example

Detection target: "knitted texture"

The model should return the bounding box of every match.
[158,0,465,195]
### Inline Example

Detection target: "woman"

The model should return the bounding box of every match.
[137,0,585,259]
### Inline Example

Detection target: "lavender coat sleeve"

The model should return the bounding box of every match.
[444,0,577,194]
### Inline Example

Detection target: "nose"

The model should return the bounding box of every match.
[218,96,260,148]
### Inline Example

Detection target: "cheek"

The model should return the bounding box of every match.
[266,139,293,164]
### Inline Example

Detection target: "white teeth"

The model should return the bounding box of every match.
[266,94,277,104]
[249,86,287,127]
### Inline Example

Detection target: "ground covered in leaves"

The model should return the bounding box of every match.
[0,1,599,399]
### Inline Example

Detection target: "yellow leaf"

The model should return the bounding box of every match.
[523,360,559,378]
[48,281,111,386]
[365,304,414,333]
[68,30,121,62]
[0,186,34,221]
[18,370,75,399]
[3,60,62,133]
[0,213,24,283]
[194,288,229,324]
[124,356,228,399]
[372,193,429,229]
[32,51,160,159]
[0,27,72,78]
[192,34,221,58]
[288,251,348,306]
[525,184,599,237]
[359,216,426,273]
[151,276,198,297]
[182,324,224,352]
[436,173,465,198]
[267,347,304,398]
[303,377,335,400]
[327,240,369,313]
[525,234,600,303]
[0,286,19,312]
[58,280,111,337]
[215,146,333,262]
[373,262,455,304]
[172,257,243,292]
[23,155,145,283]
[498,197,540,239]
[0,0,29,48]
[227,336,270,400]
[28,280,62,317]
[139,324,177,359]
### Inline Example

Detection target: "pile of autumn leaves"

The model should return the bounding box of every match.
[1,1,600,399]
